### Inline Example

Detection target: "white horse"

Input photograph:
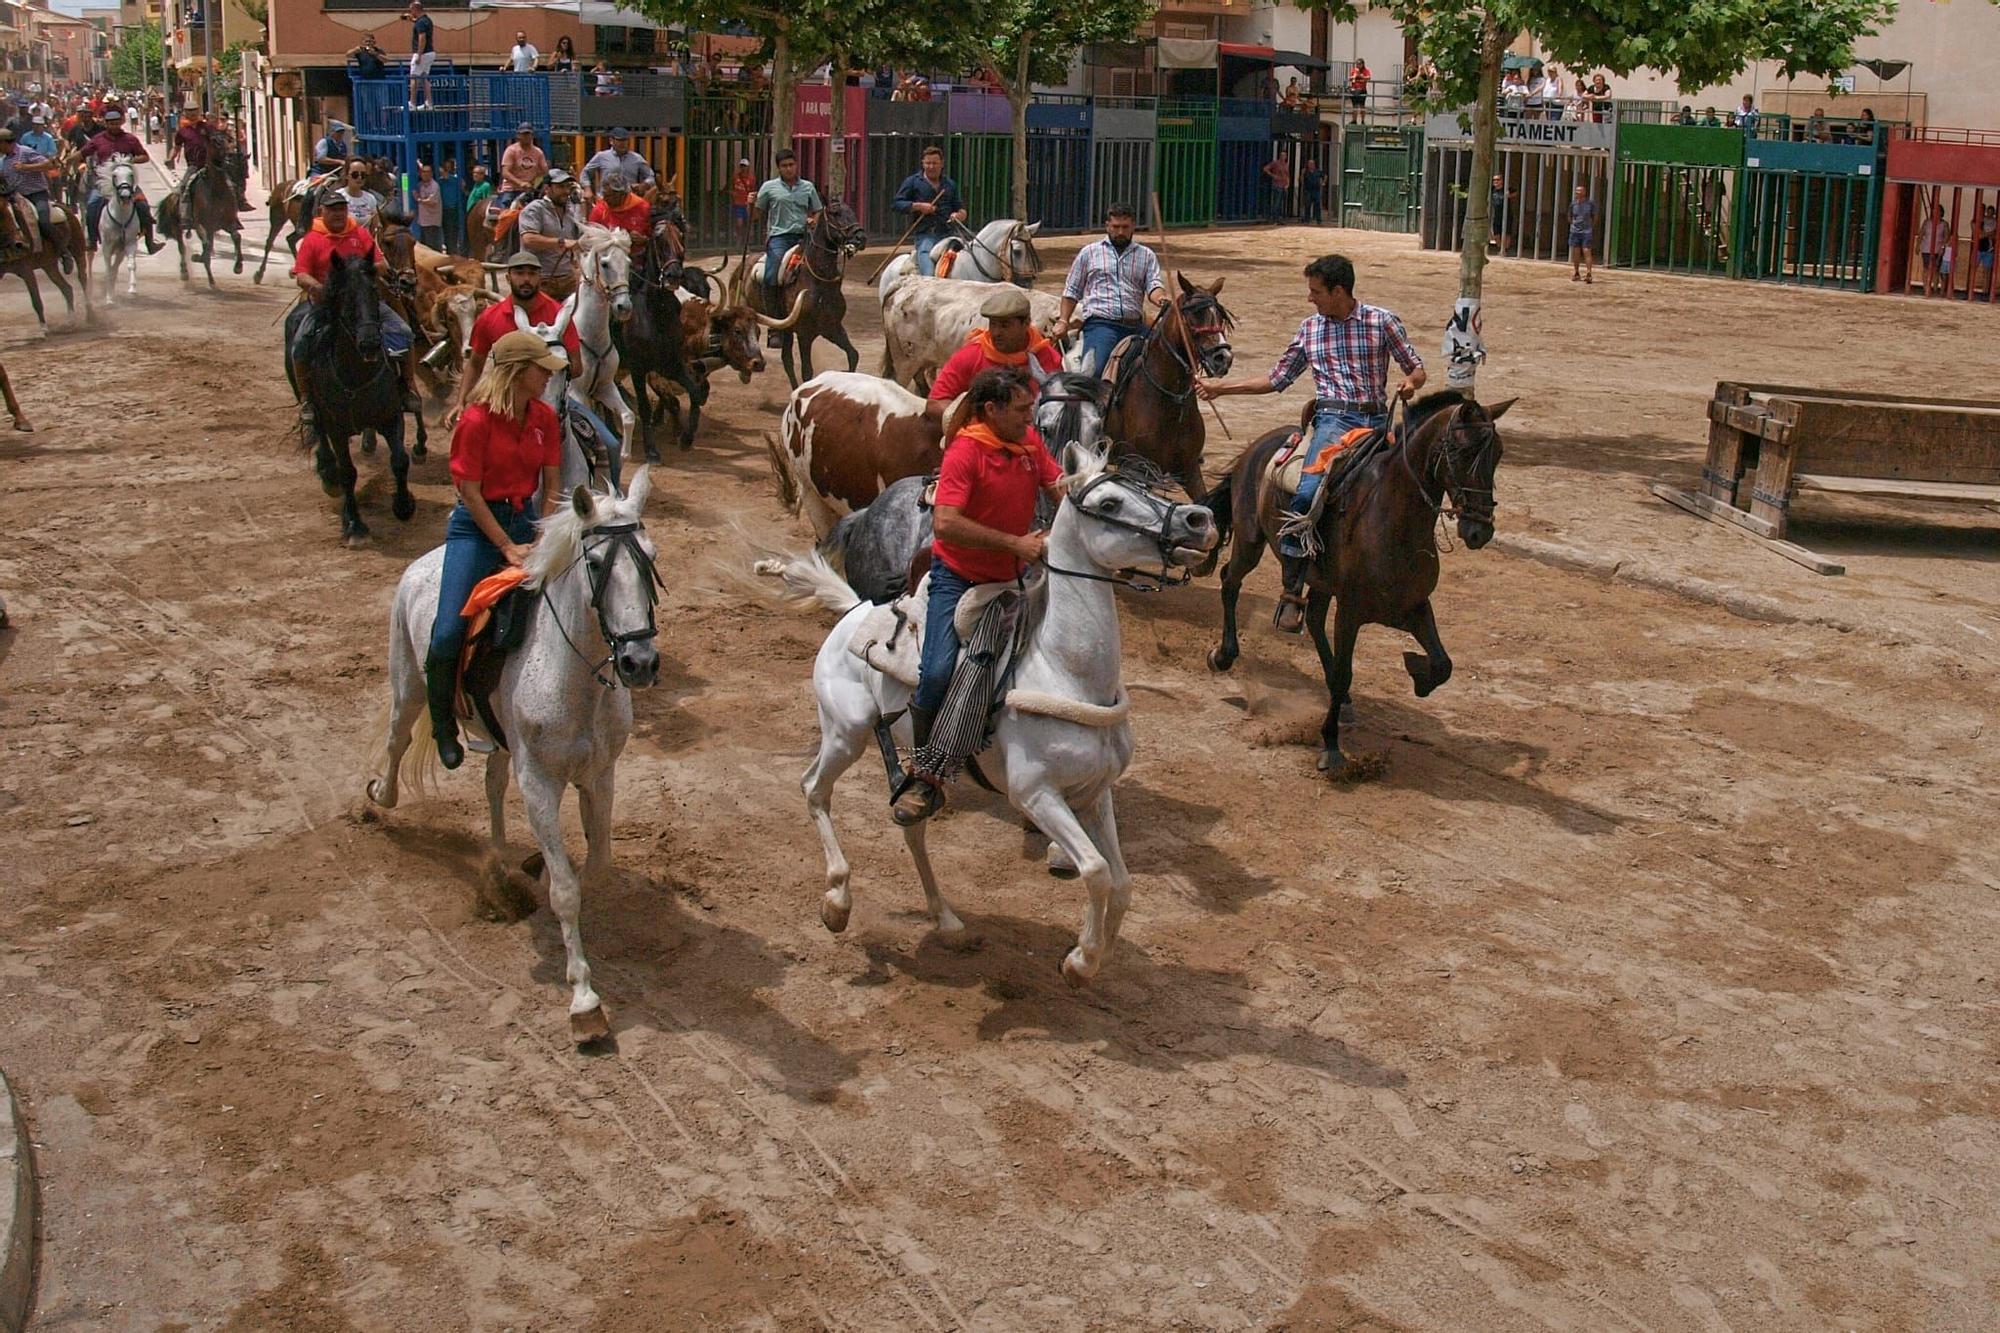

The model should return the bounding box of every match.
[783,448,1217,982]
[95,157,143,303]
[565,224,636,464]
[366,471,663,1042]
[931,217,1044,285]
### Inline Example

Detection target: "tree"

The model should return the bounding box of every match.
[1299,0,1894,390]
[109,21,164,92]
[942,0,1151,219]
[634,3,808,146]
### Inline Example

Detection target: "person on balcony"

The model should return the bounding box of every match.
[348,34,388,81]
[550,36,577,74]
[403,1,436,112]
[506,31,539,74]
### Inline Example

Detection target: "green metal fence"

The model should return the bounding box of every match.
[949,134,1013,225]
[1157,98,1217,227]
[1339,122,1423,232]
[1733,136,1884,291]
[1610,123,1743,276]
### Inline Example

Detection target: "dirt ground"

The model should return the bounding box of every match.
[2,196,1997,1332]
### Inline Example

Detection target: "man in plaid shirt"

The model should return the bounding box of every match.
[1051,202,1170,378]
[1199,254,1425,631]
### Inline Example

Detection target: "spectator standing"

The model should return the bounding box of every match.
[404,1,436,112]
[349,34,388,80]
[415,161,444,250]
[1676,104,1696,126]
[551,37,576,73]
[1568,184,1598,284]
[729,156,757,252]
[1300,158,1324,225]
[1347,59,1370,120]
[1261,151,1291,224]
[1489,174,1510,253]
[464,162,493,240]
[438,156,464,253]
[1699,107,1722,128]
[1918,201,1951,297]
[1524,65,1548,119]
[1500,68,1526,115]
[1806,108,1828,142]
[1975,204,1995,301]
[507,31,540,74]
[1588,73,1613,122]
[1734,93,1757,130]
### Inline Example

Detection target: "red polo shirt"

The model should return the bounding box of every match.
[931,428,1060,584]
[928,335,1061,404]
[470,292,582,367]
[290,220,383,284]
[449,400,562,505]
[588,195,651,241]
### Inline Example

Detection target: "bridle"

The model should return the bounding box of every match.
[1400,403,1499,524]
[541,520,664,686]
[950,219,1040,285]
[1044,468,1196,592]
[802,208,861,284]
[575,239,630,363]
[1125,292,1233,407]
[326,256,391,393]
[1035,376,1105,455]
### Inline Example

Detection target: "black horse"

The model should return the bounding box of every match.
[285,251,416,545]
[756,201,866,389]
[615,216,712,459]
[1203,391,1514,774]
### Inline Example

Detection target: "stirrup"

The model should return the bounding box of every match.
[890,770,945,826]
[1273,588,1309,635]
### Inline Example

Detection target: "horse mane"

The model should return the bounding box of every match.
[376,203,413,229]
[578,222,628,254]
[1405,388,1473,428]
[526,495,590,590]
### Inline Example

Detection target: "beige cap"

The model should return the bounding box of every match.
[490,330,569,371]
[980,287,1031,319]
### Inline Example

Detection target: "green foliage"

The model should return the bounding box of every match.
[949,0,1153,91]
[1299,0,1898,110]
[109,21,164,91]
[218,39,256,113]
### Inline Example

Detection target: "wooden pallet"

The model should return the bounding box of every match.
[1675,381,2000,573]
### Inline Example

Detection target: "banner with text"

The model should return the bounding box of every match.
[1425,111,1615,153]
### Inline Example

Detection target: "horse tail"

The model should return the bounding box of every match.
[763,430,800,515]
[817,508,862,573]
[775,550,861,616]
[1203,475,1235,558]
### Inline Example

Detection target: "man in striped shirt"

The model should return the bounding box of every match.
[1051,203,1169,378]
[1198,254,1425,631]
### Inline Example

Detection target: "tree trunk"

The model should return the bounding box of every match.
[828,47,848,202]
[1442,19,1511,393]
[1008,41,1031,220]
[771,28,796,156]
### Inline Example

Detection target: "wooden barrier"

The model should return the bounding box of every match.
[1653,381,2000,574]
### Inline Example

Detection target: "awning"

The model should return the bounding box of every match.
[1857,58,1911,81]
[1218,42,1276,62]
[469,0,655,24]
[1157,37,1216,70]
[1502,52,1542,72]
[1272,49,1329,72]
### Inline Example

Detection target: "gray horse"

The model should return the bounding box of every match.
[819,371,1106,603]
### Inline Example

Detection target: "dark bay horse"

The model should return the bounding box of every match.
[284,251,416,545]
[758,201,866,389]
[616,215,748,458]
[253,158,396,284]
[1100,273,1234,500]
[1,202,89,329]
[1203,390,1514,774]
[158,147,245,287]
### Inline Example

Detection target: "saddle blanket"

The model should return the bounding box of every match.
[1269,425,1375,497]
[847,572,1030,687]
[289,171,338,199]
[2,197,40,254]
[759,245,803,287]
[455,567,531,740]
[932,246,959,278]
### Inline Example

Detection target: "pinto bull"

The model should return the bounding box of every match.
[878,262,1063,390]
[768,373,941,540]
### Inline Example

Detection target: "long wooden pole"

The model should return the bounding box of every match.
[1151,190,1230,440]
[865,214,924,284]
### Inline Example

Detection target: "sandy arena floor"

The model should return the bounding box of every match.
[1,200,1996,1331]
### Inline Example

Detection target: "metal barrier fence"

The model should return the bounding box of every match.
[1735,135,1882,290]
[1422,142,1614,260]
[1610,123,1744,275]
[1340,120,1423,232]
[1158,97,1217,227]
[1091,97,1157,229]
[1027,97,1093,231]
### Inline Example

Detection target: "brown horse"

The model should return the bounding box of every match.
[1202,390,1514,774]
[1,203,90,330]
[0,352,30,430]
[1099,274,1234,500]
[252,158,396,284]
[157,149,245,287]
[755,201,866,389]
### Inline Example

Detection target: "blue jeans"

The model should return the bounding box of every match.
[428,499,540,660]
[381,307,412,357]
[913,231,940,276]
[913,557,974,713]
[1079,316,1139,381]
[1281,408,1385,557]
[764,231,800,290]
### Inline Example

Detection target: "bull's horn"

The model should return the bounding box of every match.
[753,290,810,332]
[702,251,730,275]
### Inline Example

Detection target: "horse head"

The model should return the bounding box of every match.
[1423,394,1513,550]
[818,202,866,261]
[372,206,419,290]
[1035,371,1107,459]
[529,468,663,688]
[100,154,137,200]
[328,251,384,359]
[1006,220,1044,283]
[1061,447,1218,579]
[578,223,633,323]
[1171,273,1234,379]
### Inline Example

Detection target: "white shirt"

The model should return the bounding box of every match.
[509,43,540,73]
[338,186,380,229]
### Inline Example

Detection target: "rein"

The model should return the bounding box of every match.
[1398,402,1498,523]
[949,220,1039,285]
[1042,470,1195,592]
[538,521,664,687]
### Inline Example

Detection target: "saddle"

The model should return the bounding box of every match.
[291,171,336,199]
[846,572,1036,690]
[455,567,533,752]
[933,246,959,278]
[0,195,34,256]
[1263,424,1376,502]
[489,203,526,243]
[760,244,803,287]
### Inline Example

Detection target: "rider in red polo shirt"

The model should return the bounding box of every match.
[893,365,1064,825]
[586,171,651,242]
[924,286,1061,421]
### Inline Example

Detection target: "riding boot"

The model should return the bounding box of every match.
[890,705,945,825]
[140,207,164,254]
[1274,553,1310,636]
[424,649,466,771]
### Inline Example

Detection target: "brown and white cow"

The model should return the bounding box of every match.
[767,372,943,539]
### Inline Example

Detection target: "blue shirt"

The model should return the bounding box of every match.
[411,13,434,54]
[18,129,58,160]
[891,171,964,238]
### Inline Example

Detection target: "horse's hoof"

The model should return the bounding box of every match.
[360,435,377,456]
[934,919,976,951]
[647,447,664,463]
[411,441,427,461]
[10,418,31,433]
[820,895,851,934]
[521,851,546,879]
[1060,948,1096,987]
[1047,846,1078,879]
[1324,751,1387,785]
[392,494,416,522]
[252,273,263,285]
[1207,646,1234,673]
[569,1005,611,1045]
[319,478,340,498]
[365,777,396,809]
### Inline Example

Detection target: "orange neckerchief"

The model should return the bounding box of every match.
[956,420,1036,459]
[312,216,351,237]
[967,327,1052,367]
